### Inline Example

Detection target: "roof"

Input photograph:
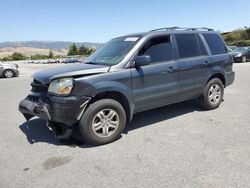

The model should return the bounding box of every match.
[115,27,218,40]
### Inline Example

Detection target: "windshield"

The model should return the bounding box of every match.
[233,47,247,53]
[84,36,140,66]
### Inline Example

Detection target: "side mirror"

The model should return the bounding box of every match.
[134,55,151,67]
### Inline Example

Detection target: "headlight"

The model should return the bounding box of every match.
[48,78,74,96]
[235,53,242,57]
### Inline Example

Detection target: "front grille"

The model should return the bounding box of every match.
[31,79,48,93]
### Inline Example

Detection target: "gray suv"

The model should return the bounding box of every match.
[19,27,235,145]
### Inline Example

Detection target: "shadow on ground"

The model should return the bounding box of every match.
[124,99,199,133]
[19,99,201,147]
[19,118,85,147]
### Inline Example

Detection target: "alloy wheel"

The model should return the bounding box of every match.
[4,70,14,78]
[91,108,120,137]
[208,84,221,105]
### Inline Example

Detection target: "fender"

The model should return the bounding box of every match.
[73,78,135,121]
[93,81,135,120]
[207,65,226,85]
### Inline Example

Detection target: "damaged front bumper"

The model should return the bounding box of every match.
[19,93,90,139]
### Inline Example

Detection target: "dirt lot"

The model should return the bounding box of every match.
[0,63,250,187]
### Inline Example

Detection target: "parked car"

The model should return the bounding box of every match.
[231,47,250,63]
[63,58,79,64]
[19,27,235,145]
[0,61,19,78]
[227,45,237,52]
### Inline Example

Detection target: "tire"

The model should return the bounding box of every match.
[199,78,224,110]
[79,99,126,145]
[3,69,14,78]
[242,56,247,63]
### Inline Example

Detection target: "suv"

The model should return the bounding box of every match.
[19,27,235,145]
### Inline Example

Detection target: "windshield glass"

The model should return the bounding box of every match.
[83,36,140,66]
[233,47,247,53]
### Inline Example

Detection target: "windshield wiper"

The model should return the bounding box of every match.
[84,61,99,65]
[84,61,112,66]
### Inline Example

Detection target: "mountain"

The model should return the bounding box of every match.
[0,47,67,58]
[0,41,102,50]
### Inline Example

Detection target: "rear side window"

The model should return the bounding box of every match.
[203,33,227,55]
[175,34,200,58]
[139,36,173,62]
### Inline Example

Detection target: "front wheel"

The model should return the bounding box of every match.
[199,78,224,110]
[4,70,14,78]
[242,56,247,63]
[79,99,126,145]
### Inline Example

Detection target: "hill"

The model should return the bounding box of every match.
[0,40,102,58]
[0,41,102,50]
[0,47,67,58]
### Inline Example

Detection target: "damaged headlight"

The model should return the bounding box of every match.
[48,78,74,96]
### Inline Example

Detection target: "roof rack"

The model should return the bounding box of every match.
[150,27,214,32]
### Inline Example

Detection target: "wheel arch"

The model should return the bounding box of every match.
[207,72,226,87]
[86,90,134,122]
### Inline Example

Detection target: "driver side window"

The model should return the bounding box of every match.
[138,36,173,63]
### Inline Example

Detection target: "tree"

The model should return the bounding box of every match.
[49,49,54,58]
[68,43,78,56]
[223,29,248,42]
[85,48,95,56]
[78,45,87,55]
[245,26,250,39]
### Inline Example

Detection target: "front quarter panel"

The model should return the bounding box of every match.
[72,69,134,111]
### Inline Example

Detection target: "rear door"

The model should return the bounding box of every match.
[131,35,179,112]
[174,33,210,100]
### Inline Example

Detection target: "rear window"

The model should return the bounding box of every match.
[203,33,227,55]
[175,34,200,58]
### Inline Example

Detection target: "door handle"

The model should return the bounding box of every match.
[167,67,176,73]
[203,60,209,67]
[160,67,178,74]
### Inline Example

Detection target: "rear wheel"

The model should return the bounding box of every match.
[3,70,14,78]
[79,99,126,145]
[199,78,224,110]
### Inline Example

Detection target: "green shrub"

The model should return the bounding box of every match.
[11,52,28,60]
[227,40,250,47]
[1,56,13,61]
[1,52,27,61]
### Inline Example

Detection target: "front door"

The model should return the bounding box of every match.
[131,35,179,112]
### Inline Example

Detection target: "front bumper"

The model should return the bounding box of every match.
[14,69,19,76]
[233,56,243,62]
[19,93,90,126]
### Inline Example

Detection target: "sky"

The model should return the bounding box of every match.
[0,0,249,43]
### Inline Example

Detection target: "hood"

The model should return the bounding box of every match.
[32,63,110,84]
[230,52,242,56]
[0,63,18,67]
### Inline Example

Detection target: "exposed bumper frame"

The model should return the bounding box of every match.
[19,93,91,138]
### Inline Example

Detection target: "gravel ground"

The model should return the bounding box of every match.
[0,63,249,188]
